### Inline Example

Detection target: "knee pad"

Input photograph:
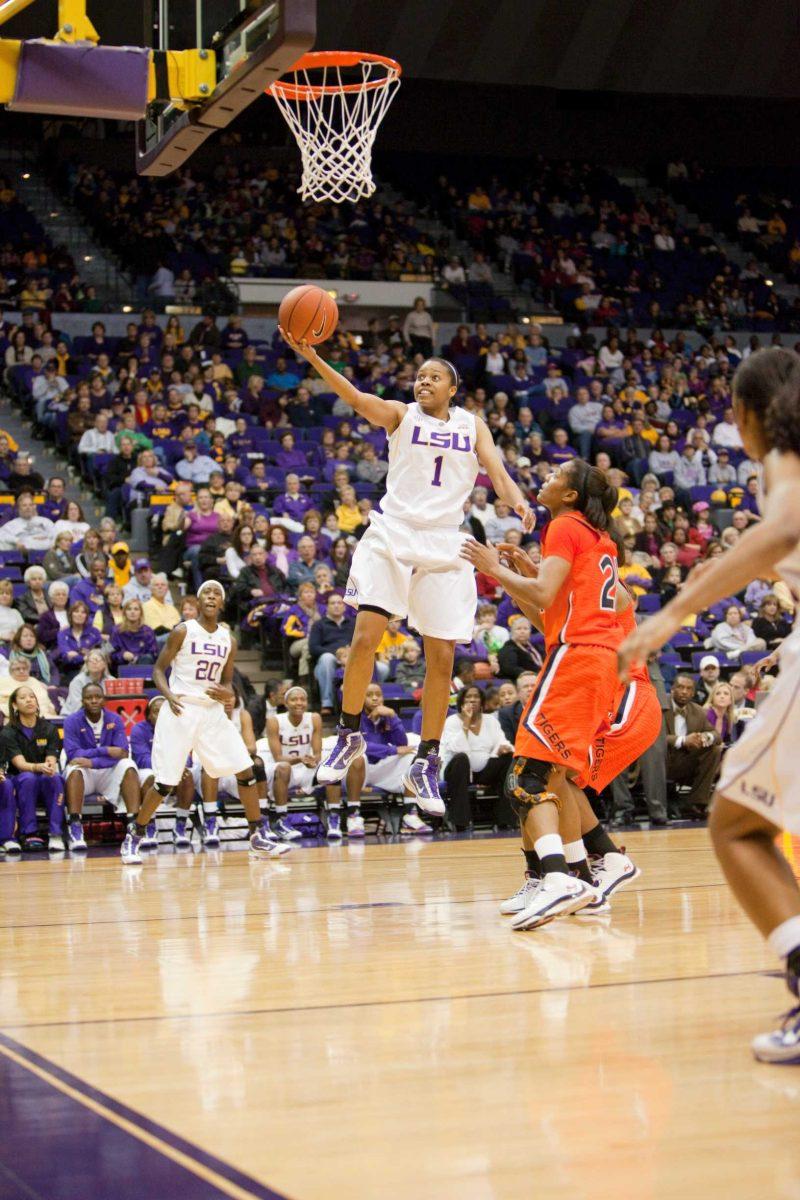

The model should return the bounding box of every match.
[155,781,175,798]
[252,758,266,783]
[504,756,561,819]
[237,775,258,789]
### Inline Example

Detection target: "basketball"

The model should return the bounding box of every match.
[279,284,339,345]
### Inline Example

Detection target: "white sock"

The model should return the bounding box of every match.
[767,915,800,961]
[563,839,586,864]
[534,833,563,863]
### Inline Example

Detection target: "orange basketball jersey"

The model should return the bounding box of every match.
[540,512,624,651]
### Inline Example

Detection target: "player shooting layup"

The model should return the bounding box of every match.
[120,580,291,864]
[280,329,533,810]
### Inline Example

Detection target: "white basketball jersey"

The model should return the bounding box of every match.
[170,618,231,705]
[380,403,479,530]
[276,711,314,758]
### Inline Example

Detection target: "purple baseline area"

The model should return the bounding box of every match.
[0,1033,289,1200]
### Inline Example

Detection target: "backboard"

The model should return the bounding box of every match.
[136,0,316,176]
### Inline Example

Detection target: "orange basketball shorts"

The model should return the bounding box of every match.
[574,679,663,792]
[515,644,620,776]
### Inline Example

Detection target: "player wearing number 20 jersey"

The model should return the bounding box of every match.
[516,511,625,775]
[151,616,253,786]
[344,401,480,642]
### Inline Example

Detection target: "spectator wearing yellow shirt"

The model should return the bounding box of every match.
[376,616,408,667]
[142,574,181,638]
[619,545,653,597]
[335,485,363,535]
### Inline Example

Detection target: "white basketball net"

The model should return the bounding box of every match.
[270,56,401,205]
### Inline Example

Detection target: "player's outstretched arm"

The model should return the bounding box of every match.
[474,418,534,531]
[618,452,800,676]
[153,626,188,715]
[279,327,407,433]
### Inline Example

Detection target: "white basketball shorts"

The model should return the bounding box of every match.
[264,760,318,796]
[65,757,137,803]
[344,512,476,642]
[152,699,253,787]
[717,626,800,833]
[364,734,420,793]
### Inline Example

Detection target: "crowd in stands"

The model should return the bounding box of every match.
[662,160,800,303]
[0,177,98,315]
[65,160,448,297]
[426,160,796,332]
[0,299,797,847]
[59,155,800,333]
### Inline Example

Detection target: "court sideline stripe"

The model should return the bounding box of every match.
[0,1034,289,1200]
[0,881,728,931]
[0,966,769,1033]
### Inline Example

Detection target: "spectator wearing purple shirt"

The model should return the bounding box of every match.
[544,427,577,465]
[39,476,67,523]
[226,419,255,457]
[272,474,313,532]
[110,598,158,668]
[55,601,103,681]
[273,431,310,474]
[69,555,108,614]
[220,316,249,354]
[183,488,220,588]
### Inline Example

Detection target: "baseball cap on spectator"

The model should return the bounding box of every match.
[517,457,532,468]
[134,558,151,571]
[717,448,730,457]
[692,501,709,513]
[699,655,720,671]
[111,541,130,555]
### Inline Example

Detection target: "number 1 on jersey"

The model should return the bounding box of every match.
[431,455,444,488]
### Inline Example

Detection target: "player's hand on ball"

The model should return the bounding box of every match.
[460,538,500,573]
[278,325,318,362]
[206,683,234,704]
[516,504,535,533]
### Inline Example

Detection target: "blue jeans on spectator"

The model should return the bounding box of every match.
[625,457,649,485]
[184,544,203,589]
[573,431,594,459]
[314,653,389,709]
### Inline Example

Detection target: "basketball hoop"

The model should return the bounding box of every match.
[267,51,401,205]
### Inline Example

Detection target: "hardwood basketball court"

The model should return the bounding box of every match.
[0,828,796,1199]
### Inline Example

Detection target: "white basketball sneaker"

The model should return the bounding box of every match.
[591,852,640,901]
[511,872,596,931]
[752,1003,800,1064]
[499,874,541,915]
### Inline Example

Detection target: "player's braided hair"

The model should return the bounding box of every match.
[732,347,800,456]
[567,458,618,533]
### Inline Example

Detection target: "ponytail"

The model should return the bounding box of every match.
[567,459,618,532]
[733,347,800,455]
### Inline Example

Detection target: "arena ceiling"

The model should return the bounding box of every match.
[315,0,800,99]
[3,0,798,99]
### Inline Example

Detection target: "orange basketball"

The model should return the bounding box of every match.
[279,284,338,345]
